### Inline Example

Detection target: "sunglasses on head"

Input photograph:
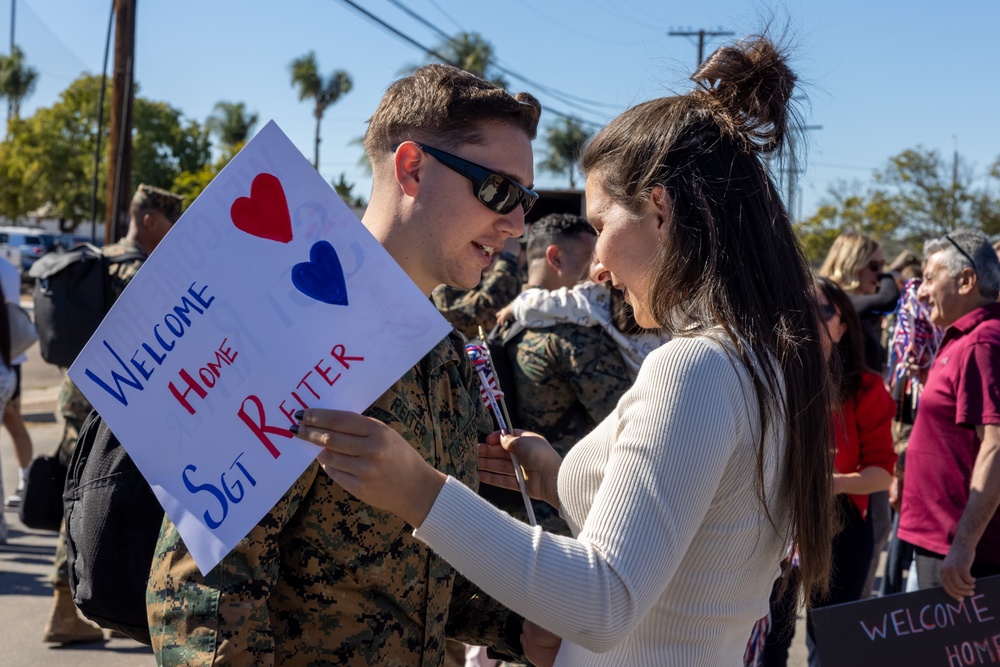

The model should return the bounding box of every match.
[399,142,538,215]
[944,234,978,272]
[819,302,838,322]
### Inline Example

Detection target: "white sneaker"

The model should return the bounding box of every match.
[4,488,22,509]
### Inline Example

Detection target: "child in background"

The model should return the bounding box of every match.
[497,279,669,377]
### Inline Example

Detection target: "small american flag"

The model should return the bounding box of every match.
[465,343,505,410]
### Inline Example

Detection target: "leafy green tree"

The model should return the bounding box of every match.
[0,46,38,128]
[171,143,242,210]
[795,185,902,264]
[797,147,1000,264]
[134,97,211,191]
[289,52,352,170]
[332,172,366,208]
[206,101,258,153]
[538,118,591,189]
[0,74,210,230]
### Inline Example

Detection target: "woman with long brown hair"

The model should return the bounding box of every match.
[296,35,834,666]
[763,277,896,666]
[819,231,901,605]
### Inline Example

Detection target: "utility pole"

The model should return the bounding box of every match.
[668,28,734,67]
[952,136,959,229]
[782,125,822,222]
[105,0,136,244]
[7,0,15,121]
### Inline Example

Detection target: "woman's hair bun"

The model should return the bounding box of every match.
[691,36,796,154]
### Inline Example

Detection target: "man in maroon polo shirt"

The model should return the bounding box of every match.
[898,228,1000,601]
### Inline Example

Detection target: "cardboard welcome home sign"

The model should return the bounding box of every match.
[68,121,452,574]
[812,575,1000,667]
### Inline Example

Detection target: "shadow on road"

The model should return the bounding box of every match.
[0,567,52,596]
[50,642,153,655]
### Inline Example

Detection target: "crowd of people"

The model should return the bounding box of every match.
[2,32,998,667]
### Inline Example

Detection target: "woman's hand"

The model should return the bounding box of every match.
[295,409,446,527]
[521,620,561,667]
[479,430,562,508]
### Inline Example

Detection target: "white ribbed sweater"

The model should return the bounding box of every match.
[415,335,788,666]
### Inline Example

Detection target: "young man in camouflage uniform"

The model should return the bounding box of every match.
[44,183,183,644]
[501,214,632,534]
[147,64,541,666]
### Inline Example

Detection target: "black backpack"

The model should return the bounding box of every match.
[63,411,164,645]
[29,244,143,367]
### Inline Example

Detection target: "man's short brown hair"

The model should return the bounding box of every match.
[363,64,541,161]
[130,183,184,223]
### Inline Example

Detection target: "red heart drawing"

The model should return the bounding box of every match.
[230,173,293,243]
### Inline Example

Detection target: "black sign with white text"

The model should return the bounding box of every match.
[812,575,1000,667]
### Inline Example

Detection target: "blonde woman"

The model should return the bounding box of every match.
[819,232,900,373]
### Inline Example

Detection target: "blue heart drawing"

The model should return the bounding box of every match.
[291,241,349,306]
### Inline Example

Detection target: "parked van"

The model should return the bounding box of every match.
[0,226,57,272]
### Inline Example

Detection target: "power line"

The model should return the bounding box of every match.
[667,28,734,68]
[385,0,451,44]
[385,0,616,116]
[336,0,609,129]
[334,0,453,65]
[782,125,822,222]
[512,0,651,45]
[425,0,464,33]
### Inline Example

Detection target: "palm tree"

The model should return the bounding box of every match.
[436,32,507,88]
[206,101,258,154]
[411,32,506,88]
[539,118,592,189]
[289,52,352,170]
[0,46,39,129]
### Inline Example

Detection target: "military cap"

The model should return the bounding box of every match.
[132,183,184,222]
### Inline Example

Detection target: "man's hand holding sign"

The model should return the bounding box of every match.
[69,121,452,573]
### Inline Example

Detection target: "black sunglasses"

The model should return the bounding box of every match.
[944,234,978,272]
[401,142,538,215]
[819,302,838,322]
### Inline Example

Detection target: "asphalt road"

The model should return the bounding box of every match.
[1,339,155,666]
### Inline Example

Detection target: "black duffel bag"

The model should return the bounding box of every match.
[19,454,68,531]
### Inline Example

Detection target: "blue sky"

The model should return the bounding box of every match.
[3,0,999,221]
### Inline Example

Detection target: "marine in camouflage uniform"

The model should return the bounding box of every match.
[498,323,632,534]
[431,255,522,340]
[147,332,526,666]
[45,183,183,645]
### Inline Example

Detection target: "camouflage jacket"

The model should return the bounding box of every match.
[431,256,522,340]
[147,332,522,667]
[510,323,631,455]
[495,323,632,532]
[58,238,146,442]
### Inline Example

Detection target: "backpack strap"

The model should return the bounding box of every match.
[105,249,145,265]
